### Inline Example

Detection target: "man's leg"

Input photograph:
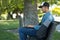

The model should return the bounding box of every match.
[19,27,37,40]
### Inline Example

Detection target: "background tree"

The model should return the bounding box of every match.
[23,0,39,26]
[0,0,24,20]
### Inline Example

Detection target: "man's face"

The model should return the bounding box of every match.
[41,6,47,13]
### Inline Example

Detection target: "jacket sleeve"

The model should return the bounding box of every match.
[42,15,53,28]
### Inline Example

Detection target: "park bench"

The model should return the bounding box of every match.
[28,21,57,40]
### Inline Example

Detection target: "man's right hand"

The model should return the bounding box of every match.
[27,25,34,28]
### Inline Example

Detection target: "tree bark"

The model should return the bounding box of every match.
[23,0,39,26]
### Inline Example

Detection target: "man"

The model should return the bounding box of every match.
[19,2,54,40]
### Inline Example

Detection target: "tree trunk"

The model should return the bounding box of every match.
[23,0,39,26]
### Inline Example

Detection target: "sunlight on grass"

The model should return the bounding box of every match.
[0,20,19,30]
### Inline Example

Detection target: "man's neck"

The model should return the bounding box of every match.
[45,10,49,13]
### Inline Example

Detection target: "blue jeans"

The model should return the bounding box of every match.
[19,27,37,40]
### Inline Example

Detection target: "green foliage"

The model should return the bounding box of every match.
[38,0,57,5]
[52,6,60,16]
[38,10,44,17]
[0,0,24,13]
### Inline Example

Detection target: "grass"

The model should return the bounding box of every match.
[53,31,60,40]
[0,20,19,40]
[0,20,19,30]
[0,30,19,40]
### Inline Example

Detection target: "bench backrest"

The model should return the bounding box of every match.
[46,22,56,40]
[36,22,56,40]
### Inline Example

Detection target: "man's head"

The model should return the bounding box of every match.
[39,2,49,13]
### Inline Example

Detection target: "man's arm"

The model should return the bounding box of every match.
[42,15,53,27]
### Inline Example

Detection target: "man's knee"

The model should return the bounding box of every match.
[19,27,24,33]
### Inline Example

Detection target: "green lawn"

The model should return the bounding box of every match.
[0,30,19,40]
[0,20,60,40]
[0,20,19,30]
[0,20,19,40]
[53,31,60,40]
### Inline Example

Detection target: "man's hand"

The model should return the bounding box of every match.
[27,25,35,28]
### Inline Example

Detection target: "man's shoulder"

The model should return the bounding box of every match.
[48,14,54,21]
